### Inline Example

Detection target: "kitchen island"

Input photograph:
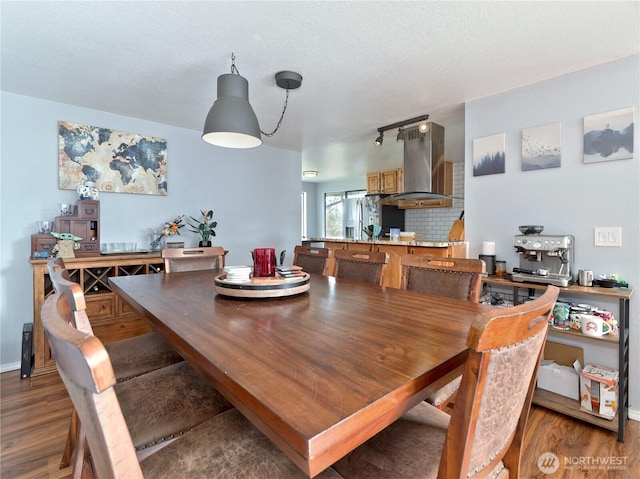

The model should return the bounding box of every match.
[309,237,468,288]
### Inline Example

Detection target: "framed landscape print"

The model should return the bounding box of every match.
[583,108,634,163]
[473,133,505,176]
[521,122,561,171]
[58,121,168,195]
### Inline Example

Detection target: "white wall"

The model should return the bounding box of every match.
[0,92,302,371]
[464,56,640,412]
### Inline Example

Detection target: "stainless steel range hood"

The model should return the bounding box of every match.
[381,122,456,205]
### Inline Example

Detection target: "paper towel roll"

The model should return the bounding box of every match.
[482,242,496,255]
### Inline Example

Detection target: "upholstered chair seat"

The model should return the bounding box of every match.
[334,401,507,479]
[139,408,343,478]
[115,361,233,454]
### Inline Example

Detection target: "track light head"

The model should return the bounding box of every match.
[418,120,430,133]
[374,132,384,147]
[396,127,405,142]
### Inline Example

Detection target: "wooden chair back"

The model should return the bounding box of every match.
[438,285,559,478]
[41,293,144,478]
[333,249,388,286]
[292,245,332,275]
[162,246,225,273]
[401,255,486,302]
[50,269,93,335]
[47,257,70,285]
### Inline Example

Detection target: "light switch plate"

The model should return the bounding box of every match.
[594,227,622,247]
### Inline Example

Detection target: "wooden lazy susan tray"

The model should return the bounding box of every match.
[214,273,310,298]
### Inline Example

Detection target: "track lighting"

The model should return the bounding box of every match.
[374,114,429,146]
[202,53,302,149]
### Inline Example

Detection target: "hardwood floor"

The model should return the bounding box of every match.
[1,370,638,478]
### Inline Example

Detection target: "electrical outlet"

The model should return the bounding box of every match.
[594,227,622,247]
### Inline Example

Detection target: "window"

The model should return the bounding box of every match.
[324,190,366,238]
[301,192,307,239]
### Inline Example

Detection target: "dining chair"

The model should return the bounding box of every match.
[49,268,233,476]
[292,245,332,275]
[41,291,344,479]
[333,285,559,479]
[47,258,183,382]
[401,255,486,302]
[400,255,486,409]
[333,249,388,285]
[162,246,226,273]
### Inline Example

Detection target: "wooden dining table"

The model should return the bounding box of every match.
[109,270,491,477]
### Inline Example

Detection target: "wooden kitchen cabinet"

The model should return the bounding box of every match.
[366,168,403,194]
[381,168,403,194]
[29,253,165,377]
[372,244,408,288]
[366,172,381,194]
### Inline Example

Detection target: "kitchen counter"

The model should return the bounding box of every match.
[309,237,466,248]
[308,238,468,289]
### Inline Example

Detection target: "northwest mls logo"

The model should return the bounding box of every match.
[538,452,560,474]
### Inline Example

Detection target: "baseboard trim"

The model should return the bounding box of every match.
[1,362,21,374]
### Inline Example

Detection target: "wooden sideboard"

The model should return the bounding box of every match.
[29,253,164,377]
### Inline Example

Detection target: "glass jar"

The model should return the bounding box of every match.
[495,260,507,278]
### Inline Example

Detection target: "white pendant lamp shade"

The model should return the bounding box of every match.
[202,73,262,148]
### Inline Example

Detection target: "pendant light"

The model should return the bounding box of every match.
[202,54,302,149]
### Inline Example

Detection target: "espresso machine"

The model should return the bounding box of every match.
[511,231,574,287]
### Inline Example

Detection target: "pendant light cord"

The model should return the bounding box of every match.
[229,53,292,138]
[260,89,289,137]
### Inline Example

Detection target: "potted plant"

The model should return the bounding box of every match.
[188,209,217,246]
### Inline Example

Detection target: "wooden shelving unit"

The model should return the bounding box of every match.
[29,253,164,377]
[483,276,632,441]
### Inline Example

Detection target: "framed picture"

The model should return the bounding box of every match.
[473,133,505,176]
[521,122,561,171]
[58,121,168,195]
[583,108,634,163]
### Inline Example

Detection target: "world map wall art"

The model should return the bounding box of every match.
[58,121,168,195]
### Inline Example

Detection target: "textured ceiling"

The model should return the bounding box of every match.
[2,1,638,181]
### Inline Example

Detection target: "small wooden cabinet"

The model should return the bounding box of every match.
[367,168,403,194]
[53,200,101,256]
[29,253,165,377]
[366,173,381,194]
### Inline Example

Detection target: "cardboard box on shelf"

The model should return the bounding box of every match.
[537,342,583,401]
[579,364,619,420]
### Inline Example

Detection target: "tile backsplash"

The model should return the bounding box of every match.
[404,163,464,240]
